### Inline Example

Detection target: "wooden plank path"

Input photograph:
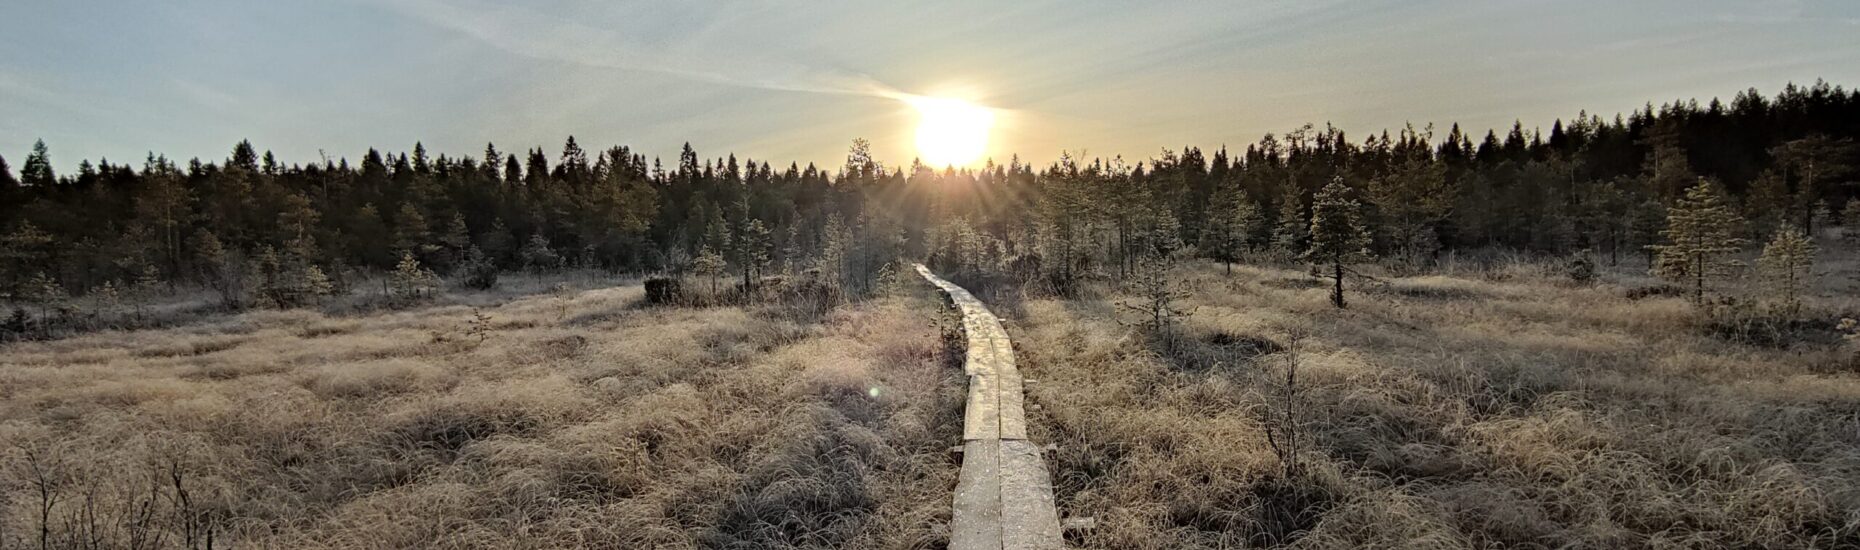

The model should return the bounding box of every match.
[917,264,1064,550]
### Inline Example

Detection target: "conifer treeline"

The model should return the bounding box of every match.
[0,81,1856,300]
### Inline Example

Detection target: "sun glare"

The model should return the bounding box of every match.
[907,95,994,168]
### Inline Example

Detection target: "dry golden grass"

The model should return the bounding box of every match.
[0,279,963,549]
[1015,256,1860,549]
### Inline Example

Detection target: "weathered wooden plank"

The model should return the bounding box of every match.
[996,370,1028,440]
[998,439,1064,549]
[964,372,1001,441]
[949,439,1004,548]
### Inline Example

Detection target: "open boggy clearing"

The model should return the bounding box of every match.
[1010,260,1860,549]
[0,279,967,548]
[6,254,1859,549]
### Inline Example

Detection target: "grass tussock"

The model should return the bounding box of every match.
[0,279,963,549]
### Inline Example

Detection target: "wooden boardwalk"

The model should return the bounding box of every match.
[917,264,1063,550]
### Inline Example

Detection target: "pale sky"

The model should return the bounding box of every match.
[3,0,1858,172]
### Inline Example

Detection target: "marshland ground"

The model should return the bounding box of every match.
[0,274,965,549]
[4,241,1859,549]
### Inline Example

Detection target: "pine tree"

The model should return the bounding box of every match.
[1,221,53,292]
[1119,252,1190,348]
[23,271,66,322]
[1811,200,1834,234]
[1650,179,1747,303]
[817,214,852,290]
[254,245,287,307]
[131,263,162,319]
[389,251,440,305]
[303,265,334,304]
[1303,178,1373,308]
[1771,135,1856,233]
[1755,228,1815,316]
[691,245,726,296]
[189,228,236,303]
[255,236,332,307]
[134,158,190,273]
[94,280,122,320]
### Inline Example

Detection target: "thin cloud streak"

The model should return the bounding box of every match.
[380,0,905,101]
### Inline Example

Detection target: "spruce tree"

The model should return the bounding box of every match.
[1756,228,1815,316]
[1650,179,1747,303]
[20,140,54,188]
[483,219,515,262]
[457,246,499,290]
[480,143,503,181]
[1745,170,1790,237]
[0,153,16,192]
[1202,191,1261,275]
[520,233,560,274]
[1644,127,1694,199]
[1272,186,1308,259]
[1149,211,1184,259]
[1303,178,1372,308]
[1367,157,1452,266]
[392,203,429,255]
[733,218,772,291]
[781,223,806,275]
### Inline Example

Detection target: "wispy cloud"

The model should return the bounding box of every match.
[378,0,907,100]
[0,67,110,121]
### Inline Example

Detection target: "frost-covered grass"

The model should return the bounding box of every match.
[1015,253,1860,548]
[0,279,963,549]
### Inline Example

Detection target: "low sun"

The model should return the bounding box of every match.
[907,95,994,168]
